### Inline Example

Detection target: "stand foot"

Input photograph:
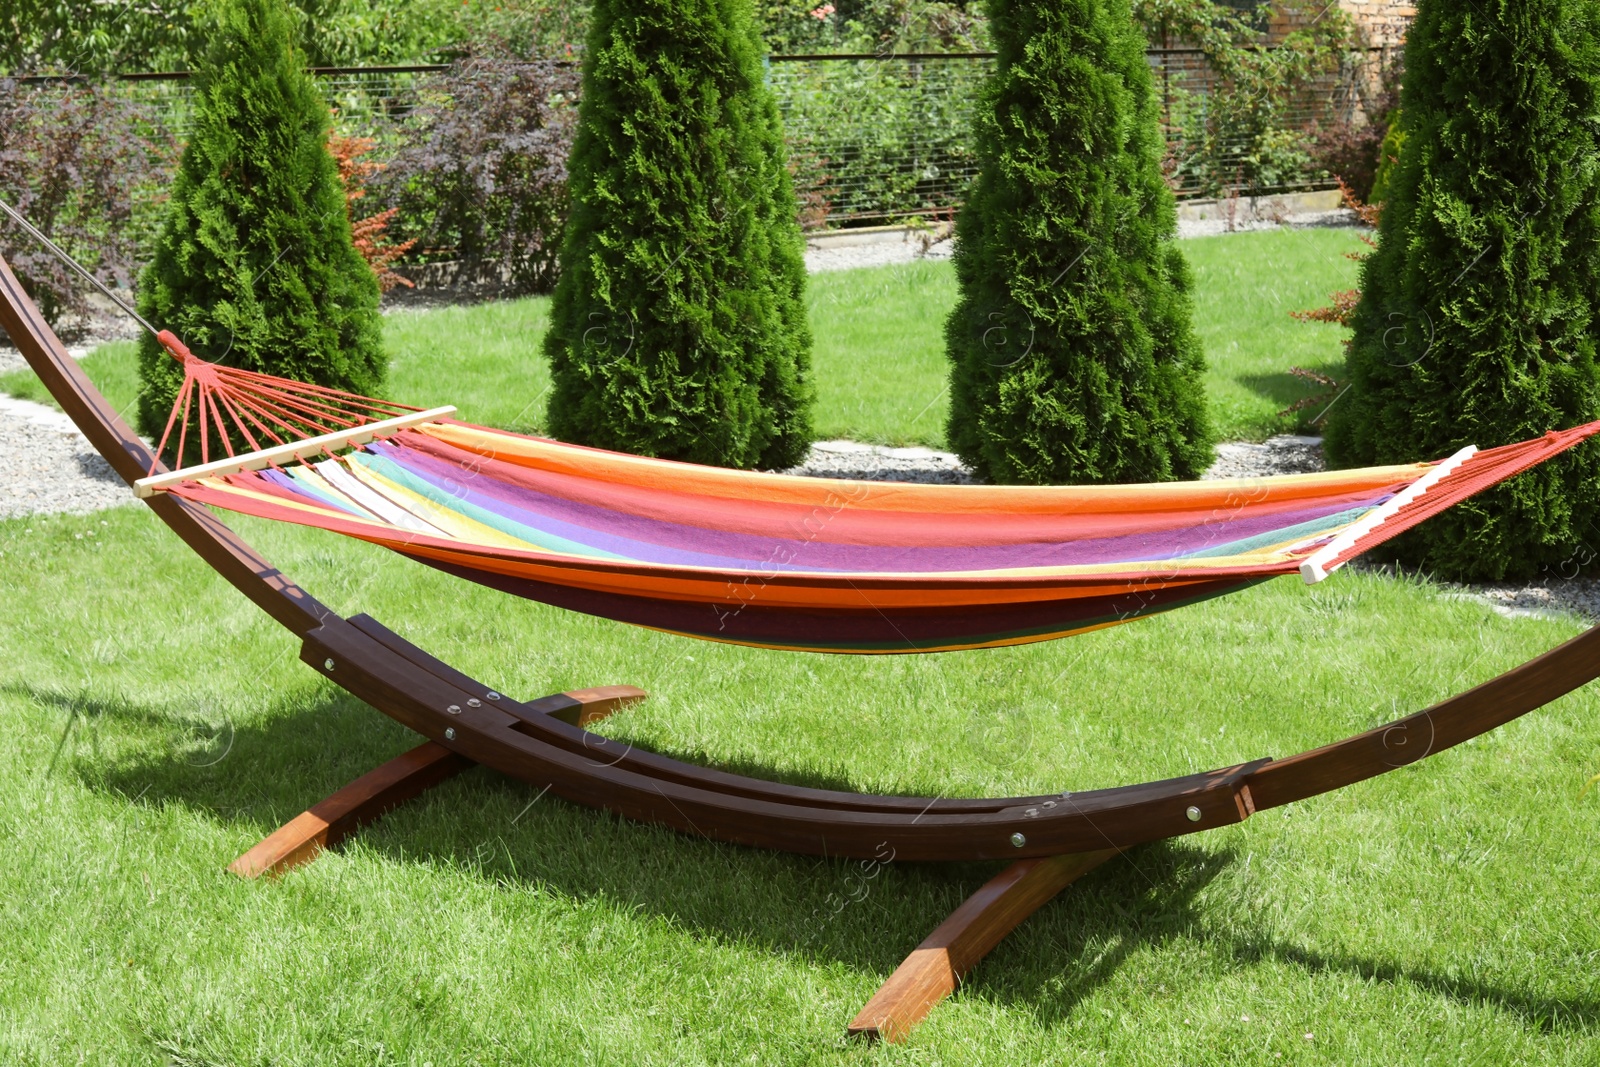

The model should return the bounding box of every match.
[526,685,648,727]
[847,849,1117,1043]
[226,685,647,878]
[228,741,471,878]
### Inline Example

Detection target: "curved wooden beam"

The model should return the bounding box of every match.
[4,249,1597,859]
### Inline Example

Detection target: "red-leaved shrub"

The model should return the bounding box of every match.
[374,52,580,295]
[0,80,173,328]
[329,132,416,292]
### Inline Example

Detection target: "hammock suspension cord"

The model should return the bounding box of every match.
[0,195,426,475]
[148,330,423,475]
[0,196,159,336]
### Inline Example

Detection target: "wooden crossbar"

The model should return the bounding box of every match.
[132,405,457,498]
[227,681,647,879]
[1299,444,1477,583]
[228,741,471,878]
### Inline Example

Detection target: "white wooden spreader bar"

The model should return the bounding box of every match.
[133,405,457,498]
[1299,443,1478,584]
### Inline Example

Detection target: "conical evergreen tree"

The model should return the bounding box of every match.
[135,0,384,444]
[944,0,1211,485]
[543,0,813,470]
[1325,0,1600,580]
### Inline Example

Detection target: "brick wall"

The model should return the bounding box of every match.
[1337,0,1415,48]
[1267,0,1414,47]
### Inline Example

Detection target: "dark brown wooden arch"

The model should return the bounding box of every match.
[5,252,1596,1041]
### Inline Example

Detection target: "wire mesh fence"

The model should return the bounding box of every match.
[10,45,1400,247]
[769,54,987,227]
[1151,45,1401,199]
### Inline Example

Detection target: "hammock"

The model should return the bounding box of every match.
[134,331,1600,653]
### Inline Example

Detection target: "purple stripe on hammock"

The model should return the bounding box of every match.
[342,440,1387,573]
[410,552,1260,651]
[379,434,1394,564]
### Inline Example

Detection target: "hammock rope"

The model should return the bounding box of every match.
[148,330,422,475]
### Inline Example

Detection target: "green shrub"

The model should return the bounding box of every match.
[1325,0,1600,581]
[376,51,581,296]
[543,0,814,470]
[1368,109,1405,204]
[944,0,1212,485]
[135,0,385,447]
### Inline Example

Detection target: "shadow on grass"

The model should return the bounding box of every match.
[15,679,1600,1035]
[1228,938,1600,1034]
[1235,369,1340,425]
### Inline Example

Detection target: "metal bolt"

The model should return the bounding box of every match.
[467,698,481,708]
[1024,807,1039,818]
[1042,800,1056,808]
[324,658,335,671]
[485,691,501,701]
[1186,805,1202,822]
[444,727,456,741]
[1010,832,1026,848]
[1059,791,1073,800]
[447,704,462,715]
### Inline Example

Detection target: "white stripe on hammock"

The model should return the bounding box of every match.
[314,458,451,538]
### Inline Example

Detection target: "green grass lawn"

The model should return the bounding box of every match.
[8,230,1595,1062]
[1,506,1598,1063]
[0,228,1365,448]
[1189,227,1366,441]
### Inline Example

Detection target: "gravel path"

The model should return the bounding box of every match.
[0,319,142,520]
[784,439,976,483]
[802,208,1362,273]
[0,395,129,519]
[805,235,955,274]
[785,433,1325,485]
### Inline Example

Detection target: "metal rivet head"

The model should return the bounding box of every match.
[1024,807,1039,818]
[447,704,462,715]
[444,727,456,741]
[1042,800,1056,808]
[485,691,501,701]
[1059,791,1073,800]
[1186,805,1203,822]
[323,658,335,670]
[467,698,481,708]
[1009,832,1026,848]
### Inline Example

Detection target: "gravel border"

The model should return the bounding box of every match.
[0,395,130,519]
[785,433,1326,485]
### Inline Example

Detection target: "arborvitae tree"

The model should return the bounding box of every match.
[944,0,1211,485]
[136,0,384,442]
[1325,0,1600,581]
[544,0,813,470]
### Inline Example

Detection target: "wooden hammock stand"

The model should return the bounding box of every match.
[7,252,1599,1042]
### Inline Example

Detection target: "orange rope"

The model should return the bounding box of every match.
[149,329,426,476]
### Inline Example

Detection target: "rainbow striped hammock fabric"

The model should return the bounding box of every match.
[161,418,1600,654]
